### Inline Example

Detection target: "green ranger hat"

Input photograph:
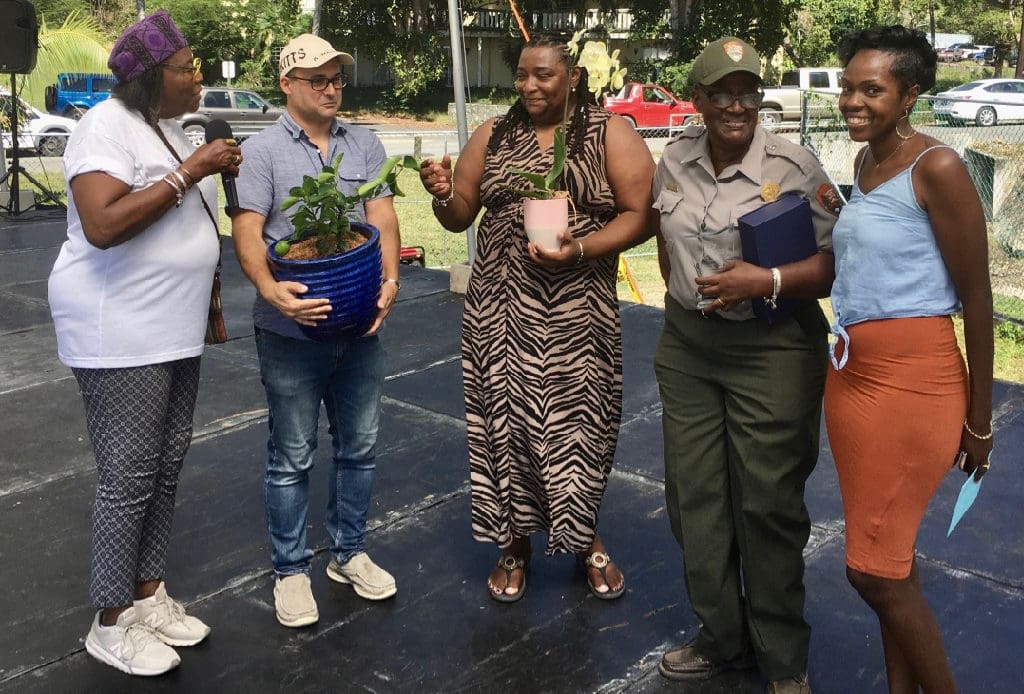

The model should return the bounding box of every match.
[691,37,762,86]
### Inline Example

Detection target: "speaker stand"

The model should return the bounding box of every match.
[2,73,66,215]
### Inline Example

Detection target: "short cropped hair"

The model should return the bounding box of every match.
[838,25,937,94]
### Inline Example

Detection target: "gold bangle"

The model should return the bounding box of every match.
[964,421,993,440]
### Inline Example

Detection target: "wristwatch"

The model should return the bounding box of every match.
[383,277,401,291]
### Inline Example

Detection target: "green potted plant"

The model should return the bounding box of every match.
[267,153,418,341]
[507,32,626,250]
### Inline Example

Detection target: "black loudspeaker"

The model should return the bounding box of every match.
[0,0,38,74]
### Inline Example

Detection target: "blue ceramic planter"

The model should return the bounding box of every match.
[267,222,382,342]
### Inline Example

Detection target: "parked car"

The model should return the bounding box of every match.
[177,87,284,146]
[938,43,980,62]
[932,78,1024,126]
[982,46,1019,67]
[601,82,696,132]
[44,73,115,119]
[760,67,843,124]
[1,87,77,156]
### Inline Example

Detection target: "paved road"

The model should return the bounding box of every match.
[9,120,1023,175]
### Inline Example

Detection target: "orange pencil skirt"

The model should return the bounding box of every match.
[824,316,967,579]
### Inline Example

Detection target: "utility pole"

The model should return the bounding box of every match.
[447,0,476,263]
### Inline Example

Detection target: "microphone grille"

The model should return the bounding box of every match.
[204,119,233,143]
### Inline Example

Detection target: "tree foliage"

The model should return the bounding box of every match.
[319,0,445,110]
[17,11,111,110]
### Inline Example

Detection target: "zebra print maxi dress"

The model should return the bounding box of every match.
[465,105,622,555]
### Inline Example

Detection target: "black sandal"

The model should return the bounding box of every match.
[490,555,528,603]
[577,551,625,600]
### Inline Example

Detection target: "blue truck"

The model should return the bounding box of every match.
[44,73,116,119]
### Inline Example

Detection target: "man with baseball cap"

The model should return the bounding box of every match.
[231,33,402,628]
[653,36,839,694]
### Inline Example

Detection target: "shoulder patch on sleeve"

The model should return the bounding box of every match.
[816,183,844,216]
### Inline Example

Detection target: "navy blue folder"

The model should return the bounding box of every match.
[737,193,818,324]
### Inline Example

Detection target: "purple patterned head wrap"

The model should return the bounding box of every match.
[107,11,187,84]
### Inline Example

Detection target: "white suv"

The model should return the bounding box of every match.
[1,88,77,157]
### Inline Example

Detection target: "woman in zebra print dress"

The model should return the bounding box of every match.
[420,36,654,602]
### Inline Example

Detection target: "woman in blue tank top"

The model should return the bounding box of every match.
[826,25,994,693]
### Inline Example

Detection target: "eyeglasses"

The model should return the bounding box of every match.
[289,73,348,91]
[163,56,202,76]
[701,87,764,109]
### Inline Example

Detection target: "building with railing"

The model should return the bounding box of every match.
[330,5,670,89]
[442,6,671,88]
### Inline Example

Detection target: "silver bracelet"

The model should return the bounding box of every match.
[169,169,190,192]
[162,175,184,207]
[575,241,585,265]
[431,186,455,208]
[764,267,781,309]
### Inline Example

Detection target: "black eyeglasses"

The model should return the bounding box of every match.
[701,86,764,109]
[163,56,202,76]
[289,73,348,91]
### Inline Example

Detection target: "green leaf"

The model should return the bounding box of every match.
[545,127,567,190]
[280,196,300,212]
[499,183,554,199]
[506,168,549,190]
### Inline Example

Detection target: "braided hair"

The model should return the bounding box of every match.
[487,34,597,161]
[112,66,166,126]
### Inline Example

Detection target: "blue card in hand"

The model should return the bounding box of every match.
[947,472,984,537]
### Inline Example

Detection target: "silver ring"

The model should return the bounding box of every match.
[233,155,241,165]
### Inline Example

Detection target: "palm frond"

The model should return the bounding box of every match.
[17,11,112,111]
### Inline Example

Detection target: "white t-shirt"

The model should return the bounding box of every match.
[48,98,220,368]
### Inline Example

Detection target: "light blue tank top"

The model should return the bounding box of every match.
[829,145,960,369]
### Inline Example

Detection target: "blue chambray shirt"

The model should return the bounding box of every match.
[236,111,392,340]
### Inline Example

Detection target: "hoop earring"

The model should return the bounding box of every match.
[896,109,915,140]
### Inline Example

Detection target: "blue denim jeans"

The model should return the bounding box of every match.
[255,329,385,576]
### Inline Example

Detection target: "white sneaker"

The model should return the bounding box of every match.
[274,573,319,627]
[84,608,181,676]
[326,553,397,600]
[134,582,211,647]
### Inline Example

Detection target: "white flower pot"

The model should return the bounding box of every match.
[523,197,568,252]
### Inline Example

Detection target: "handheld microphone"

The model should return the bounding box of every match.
[204,119,238,212]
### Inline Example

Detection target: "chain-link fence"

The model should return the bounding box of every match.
[801,90,1024,321]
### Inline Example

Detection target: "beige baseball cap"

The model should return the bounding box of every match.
[279,33,354,77]
[691,37,762,86]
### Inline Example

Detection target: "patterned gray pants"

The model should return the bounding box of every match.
[73,357,201,608]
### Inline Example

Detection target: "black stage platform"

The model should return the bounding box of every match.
[2,208,1022,693]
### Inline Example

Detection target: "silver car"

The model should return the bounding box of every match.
[178,87,284,145]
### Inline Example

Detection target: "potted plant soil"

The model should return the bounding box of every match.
[267,153,418,342]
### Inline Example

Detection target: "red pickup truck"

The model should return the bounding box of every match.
[601,82,697,131]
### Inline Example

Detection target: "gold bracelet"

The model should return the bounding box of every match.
[963,420,993,440]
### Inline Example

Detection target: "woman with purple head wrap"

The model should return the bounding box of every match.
[47,10,243,677]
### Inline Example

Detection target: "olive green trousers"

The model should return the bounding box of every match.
[654,295,828,680]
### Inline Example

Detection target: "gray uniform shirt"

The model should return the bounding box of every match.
[236,111,391,339]
[654,126,839,320]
